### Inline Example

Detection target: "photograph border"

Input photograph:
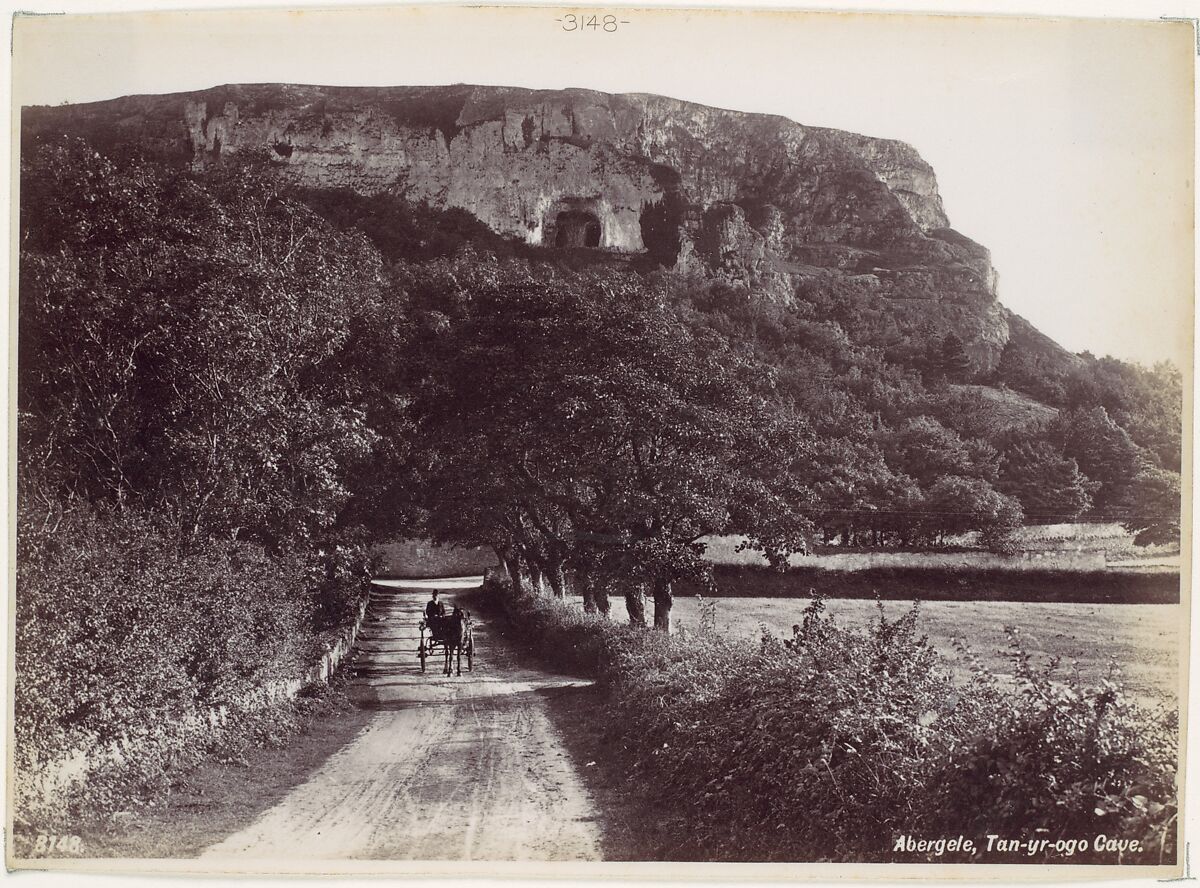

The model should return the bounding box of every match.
[3,1,1196,883]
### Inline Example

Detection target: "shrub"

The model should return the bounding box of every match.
[931,632,1178,862]
[676,564,1180,605]
[491,578,1178,863]
[488,575,641,677]
[311,542,376,633]
[13,500,369,826]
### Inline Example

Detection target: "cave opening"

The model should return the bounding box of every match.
[639,164,686,267]
[554,211,602,248]
[639,195,684,267]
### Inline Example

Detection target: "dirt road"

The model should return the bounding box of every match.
[201,584,602,862]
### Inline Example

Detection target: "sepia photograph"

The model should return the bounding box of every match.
[4,2,1194,879]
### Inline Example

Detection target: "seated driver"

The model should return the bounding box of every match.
[425,590,447,635]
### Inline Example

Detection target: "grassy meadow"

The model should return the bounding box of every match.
[587,596,1182,706]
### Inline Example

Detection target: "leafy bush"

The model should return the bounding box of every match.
[19,140,394,551]
[489,575,642,677]
[310,542,377,632]
[932,631,1178,862]
[491,578,1177,863]
[13,500,369,826]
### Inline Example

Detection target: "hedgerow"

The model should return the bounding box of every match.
[489,577,1178,864]
[13,500,370,828]
[677,563,1180,605]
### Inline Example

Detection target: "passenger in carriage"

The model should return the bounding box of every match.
[425,590,447,636]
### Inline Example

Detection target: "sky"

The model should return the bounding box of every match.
[9,3,1196,369]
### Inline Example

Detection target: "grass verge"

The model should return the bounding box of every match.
[11,677,370,860]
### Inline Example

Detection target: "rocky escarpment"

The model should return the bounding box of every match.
[24,83,1021,369]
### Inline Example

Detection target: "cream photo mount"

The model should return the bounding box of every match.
[4,1,1194,882]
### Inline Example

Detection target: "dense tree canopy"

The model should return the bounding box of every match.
[17,139,1183,637]
[20,140,399,551]
[393,257,819,629]
[996,440,1094,522]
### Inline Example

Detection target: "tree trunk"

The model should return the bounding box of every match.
[579,572,597,614]
[652,578,673,632]
[527,558,546,596]
[625,583,647,627]
[546,559,568,599]
[594,578,611,618]
[503,554,525,595]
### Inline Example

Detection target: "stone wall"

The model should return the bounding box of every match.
[16,596,370,822]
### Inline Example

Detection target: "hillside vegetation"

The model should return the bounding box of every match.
[16,133,1182,827]
[297,182,1180,628]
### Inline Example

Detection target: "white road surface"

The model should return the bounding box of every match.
[201,585,602,862]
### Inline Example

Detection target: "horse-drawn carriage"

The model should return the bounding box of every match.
[418,606,474,676]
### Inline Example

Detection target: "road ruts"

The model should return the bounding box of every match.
[201,584,601,862]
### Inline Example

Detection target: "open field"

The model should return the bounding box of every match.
[586,597,1183,706]
[371,523,1181,583]
[700,524,1181,569]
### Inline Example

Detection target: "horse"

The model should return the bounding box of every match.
[442,606,473,676]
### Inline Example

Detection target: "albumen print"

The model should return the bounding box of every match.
[5,3,1194,879]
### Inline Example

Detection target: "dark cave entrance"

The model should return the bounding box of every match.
[554,211,602,248]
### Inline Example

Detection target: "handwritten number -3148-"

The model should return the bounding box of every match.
[560,14,621,32]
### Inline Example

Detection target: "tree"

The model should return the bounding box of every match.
[997,440,1094,522]
[1122,466,1181,546]
[1049,407,1147,518]
[879,417,982,487]
[920,476,1024,551]
[399,256,819,630]
[19,139,393,550]
[994,337,1069,406]
[1059,356,1182,472]
[938,333,973,382]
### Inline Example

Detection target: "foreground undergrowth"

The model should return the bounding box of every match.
[492,577,1178,864]
[13,502,371,834]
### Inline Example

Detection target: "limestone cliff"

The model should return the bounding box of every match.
[24,83,1018,369]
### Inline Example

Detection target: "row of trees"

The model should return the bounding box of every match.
[392,259,825,629]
